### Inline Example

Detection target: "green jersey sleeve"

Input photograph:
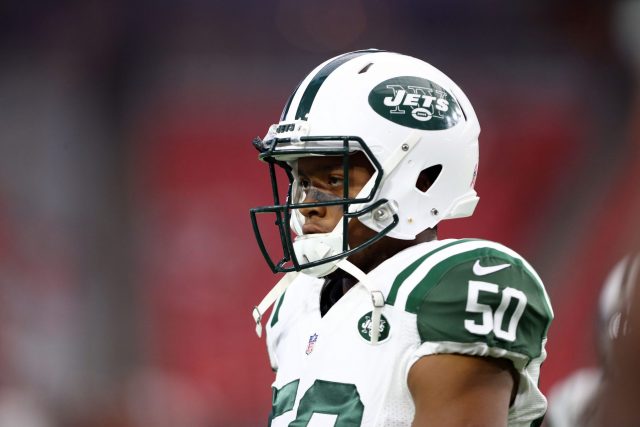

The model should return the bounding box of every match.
[411,246,553,369]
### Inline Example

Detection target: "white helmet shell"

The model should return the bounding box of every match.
[277,49,480,239]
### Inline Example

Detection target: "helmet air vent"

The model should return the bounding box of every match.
[416,165,442,193]
[358,63,374,74]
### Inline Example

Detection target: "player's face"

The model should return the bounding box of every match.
[296,152,373,235]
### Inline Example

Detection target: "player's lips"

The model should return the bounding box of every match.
[302,223,329,234]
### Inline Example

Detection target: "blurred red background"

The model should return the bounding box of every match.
[0,1,639,425]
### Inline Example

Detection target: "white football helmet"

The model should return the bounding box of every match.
[250,49,480,277]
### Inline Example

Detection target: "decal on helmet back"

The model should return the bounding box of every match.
[368,76,463,130]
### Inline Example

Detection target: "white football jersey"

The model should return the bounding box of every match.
[264,239,553,426]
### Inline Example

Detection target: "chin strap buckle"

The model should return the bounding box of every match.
[336,259,387,345]
[371,291,385,307]
[253,307,263,337]
[370,291,385,345]
[251,272,299,338]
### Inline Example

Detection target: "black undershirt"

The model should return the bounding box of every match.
[320,270,357,317]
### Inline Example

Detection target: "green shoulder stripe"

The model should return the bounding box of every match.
[270,291,287,327]
[387,239,477,306]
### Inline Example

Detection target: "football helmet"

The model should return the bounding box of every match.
[598,253,640,360]
[251,49,480,277]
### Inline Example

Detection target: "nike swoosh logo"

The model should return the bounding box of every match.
[472,260,511,276]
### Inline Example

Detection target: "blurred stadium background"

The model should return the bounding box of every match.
[1,0,639,425]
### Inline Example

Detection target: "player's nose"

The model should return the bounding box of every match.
[299,188,327,219]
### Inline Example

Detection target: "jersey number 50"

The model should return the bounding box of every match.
[464,280,527,342]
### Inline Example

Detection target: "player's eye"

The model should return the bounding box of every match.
[299,177,311,190]
[328,176,343,188]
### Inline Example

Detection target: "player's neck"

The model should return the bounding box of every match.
[320,270,357,317]
[348,228,438,274]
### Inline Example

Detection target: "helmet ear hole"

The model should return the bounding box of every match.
[415,165,442,193]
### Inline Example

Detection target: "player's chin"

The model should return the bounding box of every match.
[302,223,330,234]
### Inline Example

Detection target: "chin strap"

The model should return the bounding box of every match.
[252,272,299,337]
[252,262,386,343]
[336,259,385,345]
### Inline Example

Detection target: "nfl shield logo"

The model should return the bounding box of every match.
[305,333,318,355]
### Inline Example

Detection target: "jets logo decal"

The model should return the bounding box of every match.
[357,312,391,343]
[368,76,464,130]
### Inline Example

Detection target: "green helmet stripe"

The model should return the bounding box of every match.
[293,49,382,121]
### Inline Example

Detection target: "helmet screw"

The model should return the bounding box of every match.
[374,208,387,221]
[401,143,410,151]
[431,208,439,216]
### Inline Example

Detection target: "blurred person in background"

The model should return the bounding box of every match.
[547,2,640,425]
[588,2,640,424]
[249,49,553,426]
[545,253,640,427]
[592,253,640,426]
